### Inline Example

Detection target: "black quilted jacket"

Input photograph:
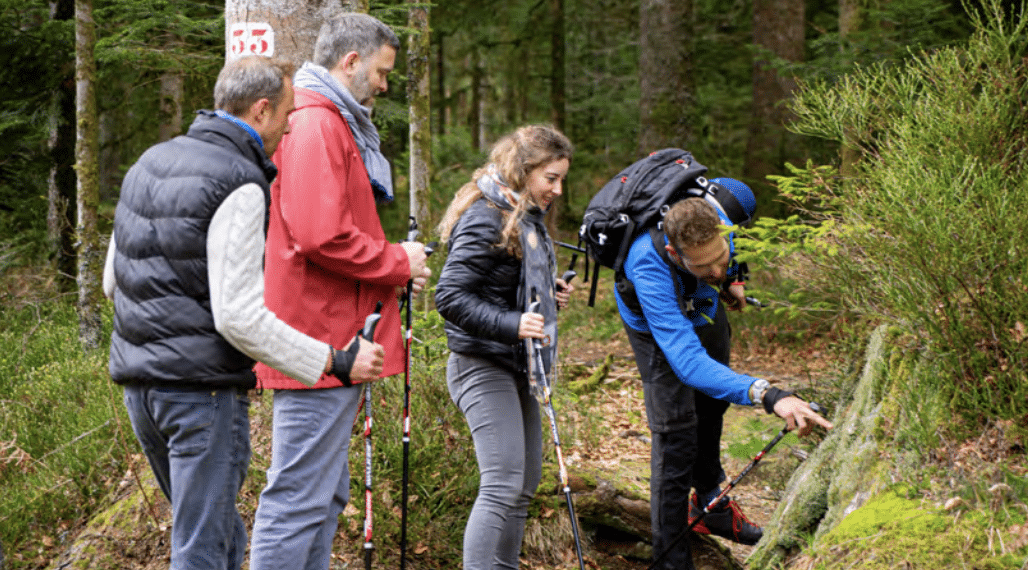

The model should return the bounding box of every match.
[435,198,526,372]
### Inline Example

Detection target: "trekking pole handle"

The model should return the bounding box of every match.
[362,301,383,341]
[528,287,541,315]
[558,269,577,291]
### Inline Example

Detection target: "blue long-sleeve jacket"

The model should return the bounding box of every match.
[615,226,758,405]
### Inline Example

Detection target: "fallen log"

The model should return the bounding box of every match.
[537,464,744,569]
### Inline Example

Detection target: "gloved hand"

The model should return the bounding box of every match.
[331,335,384,386]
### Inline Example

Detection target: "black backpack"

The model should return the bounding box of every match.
[578,148,751,307]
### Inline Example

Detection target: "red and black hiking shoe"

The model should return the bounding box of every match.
[688,493,763,546]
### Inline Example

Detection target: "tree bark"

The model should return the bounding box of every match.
[224,0,367,68]
[838,0,870,179]
[407,1,432,232]
[469,50,483,151]
[75,0,102,350]
[48,0,77,293]
[549,0,566,133]
[434,32,447,136]
[158,72,184,142]
[744,0,804,203]
[638,0,693,152]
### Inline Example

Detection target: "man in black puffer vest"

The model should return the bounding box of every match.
[104,56,384,570]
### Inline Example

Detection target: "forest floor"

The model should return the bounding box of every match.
[22,282,840,570]
[512,313,838,570]
[315,298,839,570]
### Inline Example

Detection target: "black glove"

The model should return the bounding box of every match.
[330,335,362,387]
[762,387,794,414]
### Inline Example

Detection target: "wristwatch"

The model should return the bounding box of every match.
[748,378,770,406]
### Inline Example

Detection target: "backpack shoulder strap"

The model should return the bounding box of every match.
[649,227,699,318]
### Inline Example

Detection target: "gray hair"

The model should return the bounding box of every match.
[312,13,399,69]
[214,56,296,116]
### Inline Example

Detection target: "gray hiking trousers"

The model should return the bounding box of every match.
[446,351,543,570]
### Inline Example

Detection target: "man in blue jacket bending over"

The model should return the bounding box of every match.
[615,178,832,570]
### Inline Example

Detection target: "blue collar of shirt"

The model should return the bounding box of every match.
[214,110,265,151]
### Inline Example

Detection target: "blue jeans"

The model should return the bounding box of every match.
[446,352,543,570]
[249,386,363,570]
[122,384,251,570]
[623,304,732,570]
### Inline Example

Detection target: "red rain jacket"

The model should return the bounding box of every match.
[256,88,410,389]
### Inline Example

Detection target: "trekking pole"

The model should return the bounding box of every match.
[555,240,587,254]
[361,302,384,570]
[528,288,587,570]
[646,402,824,570]
[399,218,437,570]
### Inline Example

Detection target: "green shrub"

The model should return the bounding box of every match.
[0,299,127,567]
[740,0,1028,425]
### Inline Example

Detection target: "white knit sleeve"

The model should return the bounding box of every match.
[103,235,116,300]
[208,183,329,386]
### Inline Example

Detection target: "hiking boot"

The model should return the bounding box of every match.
[688,493,763,546]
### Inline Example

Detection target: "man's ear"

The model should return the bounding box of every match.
[250,98,272,125]
[327,51,361,87]
[239,97,272,134]
[339,51,361,73]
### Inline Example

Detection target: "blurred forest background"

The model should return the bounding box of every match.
[0,0,980,273]
[2,0,1028,569]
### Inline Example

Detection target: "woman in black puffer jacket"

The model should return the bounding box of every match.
[435,125,574,570]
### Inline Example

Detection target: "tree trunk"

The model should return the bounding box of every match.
[469,50,483,151]
[158,71,184,142]
[549,0,566,133]
[407,1,432,232]
[638,0,693,152]
[838,0,869,179]
[224,0,367,68]
[743,0,804,205]
[434,32,447,136]
[48,0,77,293]
[75,0,102,350]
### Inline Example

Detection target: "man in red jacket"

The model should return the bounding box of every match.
[249,14,430,570]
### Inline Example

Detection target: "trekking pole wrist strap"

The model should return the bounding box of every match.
[761,387,794,415]
[330,335,363,387]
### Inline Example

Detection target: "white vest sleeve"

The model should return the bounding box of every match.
[207,183,329,386]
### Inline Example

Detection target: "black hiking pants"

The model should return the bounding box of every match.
[623,303,732,570]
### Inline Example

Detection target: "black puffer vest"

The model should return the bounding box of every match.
[109,111,277,388]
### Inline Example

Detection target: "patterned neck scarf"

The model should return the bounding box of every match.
[293,62,394,203]
[477,165,559,378]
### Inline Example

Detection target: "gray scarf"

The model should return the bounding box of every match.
[293,62,394,203]
[477,165,559,378]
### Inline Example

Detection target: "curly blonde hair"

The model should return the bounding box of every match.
[437,125,573,257]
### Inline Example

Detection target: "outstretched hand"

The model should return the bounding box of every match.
[773,396,833,436]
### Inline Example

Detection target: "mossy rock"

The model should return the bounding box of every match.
[749,325,895,569]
